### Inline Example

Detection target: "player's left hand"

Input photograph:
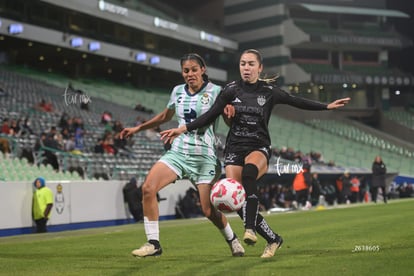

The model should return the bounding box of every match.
[327,97,351,109]
[223,104,235,118]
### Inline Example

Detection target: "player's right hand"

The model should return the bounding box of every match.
[120,127,136,139]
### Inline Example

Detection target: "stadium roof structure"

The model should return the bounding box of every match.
[299,3,410,18]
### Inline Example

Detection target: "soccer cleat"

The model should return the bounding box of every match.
[243,229,257,245]
[261,236,283,258]
[131,242,163,257]
[228,237,245,257]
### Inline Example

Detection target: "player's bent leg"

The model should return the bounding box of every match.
[142,162,177,220]
[198,184,226,228]
[132,162,177,257]
[197,184,245,257]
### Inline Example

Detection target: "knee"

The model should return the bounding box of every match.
[141,182,157,198]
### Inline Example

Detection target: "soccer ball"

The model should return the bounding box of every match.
[210,178,246,212]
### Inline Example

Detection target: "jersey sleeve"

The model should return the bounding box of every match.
[186,86,234,132]
[166,86,178,110]
[273,87,328,110]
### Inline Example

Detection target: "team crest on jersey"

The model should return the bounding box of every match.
[201,93,210,105]
[257,95,266,106]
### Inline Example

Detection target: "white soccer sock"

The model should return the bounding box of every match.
[221,223,235,241]
[144,216,159,241]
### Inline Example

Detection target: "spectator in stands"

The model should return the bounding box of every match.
[120,53,244,258]
[74,126,84,152]
[310,151,323,164]
[9,119,21,137]
[41,133,61,171]
[371,156,387,203]
[93,138,105,154]
[35,98,54,113]
[20,117,34,136]
[101,111,112,125]
[134,102,154,114]
[0,118,12,156]
[0,136,11,157]
[102,131,116,155]
[64,134,76,153]
[112,120,124,134]
[161,48,350,258]
[113,132,130,156]
[61,127,71,141]
[1,118,11,135]
[32,177,53,233]
[58,112,70,130]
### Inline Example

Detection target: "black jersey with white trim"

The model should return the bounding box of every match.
[186,80,328,150]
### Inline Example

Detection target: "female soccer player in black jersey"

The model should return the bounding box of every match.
[161,49,350,258]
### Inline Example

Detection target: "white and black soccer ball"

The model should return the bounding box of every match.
[210,178,246,213]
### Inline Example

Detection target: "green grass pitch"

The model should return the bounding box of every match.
[1,199,413,276]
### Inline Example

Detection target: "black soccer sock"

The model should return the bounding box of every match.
[255,215,278,243]
[241,163,259,230]
[236,208,280,243]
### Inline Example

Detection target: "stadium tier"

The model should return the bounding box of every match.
[1,67,413,180]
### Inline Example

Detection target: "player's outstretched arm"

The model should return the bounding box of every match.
[120,108,175,139]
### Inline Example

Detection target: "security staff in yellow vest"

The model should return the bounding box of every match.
[32,177,53,233]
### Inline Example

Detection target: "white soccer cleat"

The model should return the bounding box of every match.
[131,242,162,257]
[243,229,257,245]
[228,237,245,257]
[261,236,283,258]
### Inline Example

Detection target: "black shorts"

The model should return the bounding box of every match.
[223,146,272,166]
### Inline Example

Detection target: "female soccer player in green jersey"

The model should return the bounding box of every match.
[120,53,244,257]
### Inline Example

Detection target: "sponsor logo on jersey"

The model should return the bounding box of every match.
[257,95,266,106]
[201,93,210,104]
[232,97,242,103]
[177,96,183,103]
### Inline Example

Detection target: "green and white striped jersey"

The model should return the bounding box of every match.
[167,82,221,156]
